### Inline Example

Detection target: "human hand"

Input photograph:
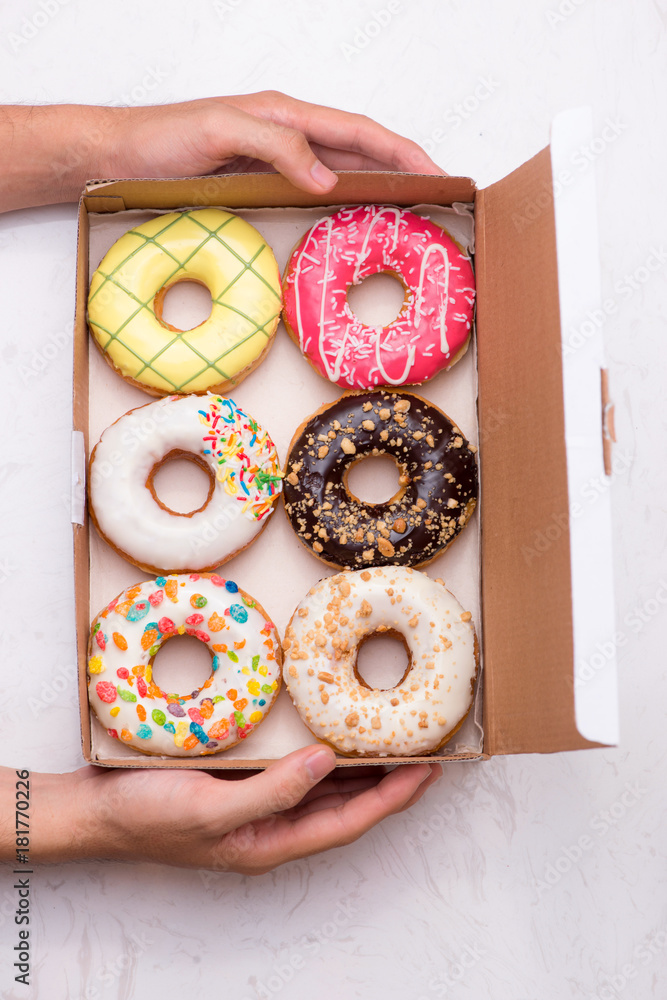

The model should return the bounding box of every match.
[25,749,441,872]
[0,92,444,212]
[106,90,445,193]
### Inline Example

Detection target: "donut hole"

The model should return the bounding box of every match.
[155,279,213,332]
[346,271,407,327]
[148,451,215,516]
[346,454,404,505]
[150,633,214,698]
[355,630,412,691]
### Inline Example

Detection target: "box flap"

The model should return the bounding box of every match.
[550,108,618,746]
[477,147,600,755]
[83,171,477,211]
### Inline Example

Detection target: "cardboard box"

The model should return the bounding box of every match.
[72,108,618,768]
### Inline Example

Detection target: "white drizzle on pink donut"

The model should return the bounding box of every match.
[283,205,475,389]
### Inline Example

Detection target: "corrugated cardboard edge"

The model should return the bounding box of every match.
[74,196,92,762]
[477,149,601,755]
[601,368,616,476]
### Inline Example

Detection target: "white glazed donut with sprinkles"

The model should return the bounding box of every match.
[88,393,283,575]
[283,567,478,757]
[87,573,281,756]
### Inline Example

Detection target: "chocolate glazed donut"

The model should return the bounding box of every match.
[282,390,478,569]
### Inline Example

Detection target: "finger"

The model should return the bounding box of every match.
[203,744,337,833]
[238,761,433,870]
[308,143,413,172]
[282,781,384,821]
[203,103,338,193]
[393,763,443,811]
[294,764,389,804]
[224,92,444,175]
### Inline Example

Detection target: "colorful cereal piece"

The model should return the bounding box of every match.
[190,593,207,608]
[207,612,226,632]
[148,589,164,606]
[127,601,150,622]
[151,709,166,726]
[207,719,229,739]
[95,681,117,703]
[141,628,159,651]
[174,721,189,747]
[199,698,214,719]
[228,604,248,624]
[136,705,147,722]
[113,632,128,650]
[89,656,105,674]
[189,722,208,744]
[136,724,152,739]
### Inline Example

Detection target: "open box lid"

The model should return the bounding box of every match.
[476,107,618,755]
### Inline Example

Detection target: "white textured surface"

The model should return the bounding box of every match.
[0,1,665,998]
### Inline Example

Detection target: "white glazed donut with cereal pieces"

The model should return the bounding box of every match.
[282,567,478,757]
[87,573,281,757]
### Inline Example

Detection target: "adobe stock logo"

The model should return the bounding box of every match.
[6,0,71,53]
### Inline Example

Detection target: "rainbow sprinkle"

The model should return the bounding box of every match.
[199,396,283,521]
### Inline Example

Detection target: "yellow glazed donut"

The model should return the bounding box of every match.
[88,209,282,396]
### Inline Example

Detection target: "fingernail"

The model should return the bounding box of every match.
[311,160,337,190]
[305,746,336,781]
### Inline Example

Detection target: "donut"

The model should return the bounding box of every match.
[88,393,283,575]
[282,204,475,389]
[283,567,478,756]
[88,208,282,396]
[282,390,478,569]
[87,573,281,756]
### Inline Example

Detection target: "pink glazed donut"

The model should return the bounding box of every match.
[282,205,475,389]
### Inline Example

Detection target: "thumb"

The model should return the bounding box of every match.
[216,745,337,831]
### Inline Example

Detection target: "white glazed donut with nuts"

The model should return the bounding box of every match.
[282,566,478,756]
